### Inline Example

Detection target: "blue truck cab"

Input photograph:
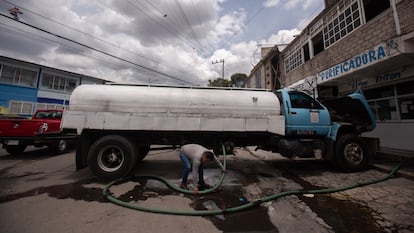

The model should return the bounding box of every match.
[273,88,378,172]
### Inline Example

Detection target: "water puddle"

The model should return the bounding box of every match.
[283,172,383,233]
[0,180,107,203]
[192,187,278,233]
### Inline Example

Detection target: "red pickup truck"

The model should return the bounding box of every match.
[0,109,68,155]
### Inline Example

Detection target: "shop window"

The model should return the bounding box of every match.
[312,31,324,56]
[365,86,394,99]
[363,0,390,22]
[397,80,414,95]
[399,96,414,120]
[366,82,414,121]
[375,99,398,121]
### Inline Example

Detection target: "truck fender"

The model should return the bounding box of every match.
[328,122,342,141]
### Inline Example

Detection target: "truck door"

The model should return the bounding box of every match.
[284,91,331,136]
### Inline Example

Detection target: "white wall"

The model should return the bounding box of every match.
[364,121,414,150]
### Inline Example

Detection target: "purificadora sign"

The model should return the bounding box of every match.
[317,43,388,84]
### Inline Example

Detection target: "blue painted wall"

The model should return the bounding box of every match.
[0,84,38,107]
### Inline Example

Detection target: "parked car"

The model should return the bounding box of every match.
[0,109,69,155]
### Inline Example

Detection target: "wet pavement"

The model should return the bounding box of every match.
[0,146,413,233]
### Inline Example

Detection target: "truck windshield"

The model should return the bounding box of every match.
[35,111,62,119]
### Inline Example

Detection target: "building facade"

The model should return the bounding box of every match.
[246,0,414,151]
[0,56,106,117]
[244,47,281,90]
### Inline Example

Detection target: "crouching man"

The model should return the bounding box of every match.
[179,144,225,194]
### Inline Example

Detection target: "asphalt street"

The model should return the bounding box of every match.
[0,146,413,233]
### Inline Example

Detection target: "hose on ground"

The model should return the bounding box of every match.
[103,146,408,216]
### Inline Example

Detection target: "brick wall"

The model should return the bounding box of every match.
[397,0,414,35]
[282,4,399,86]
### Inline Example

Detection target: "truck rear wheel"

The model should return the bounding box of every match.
[87,135,138,180]
[5,145,27,155]
[336,134,368,172]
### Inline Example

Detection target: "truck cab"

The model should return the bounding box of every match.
[272,88,377,172]
[277,89,331,137]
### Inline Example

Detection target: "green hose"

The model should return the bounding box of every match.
[103,146,407,216]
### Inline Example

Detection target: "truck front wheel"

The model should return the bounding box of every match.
[87,135,138,180]
[336,134,368,172]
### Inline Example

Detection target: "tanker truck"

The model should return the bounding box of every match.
[60,84,378,180]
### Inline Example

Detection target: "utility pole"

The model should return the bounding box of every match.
[212,59,224,79]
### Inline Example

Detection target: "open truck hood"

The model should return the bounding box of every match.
[321,89,376,133]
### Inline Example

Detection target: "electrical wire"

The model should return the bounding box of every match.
[0,12,194,85]
[1,0,198,82]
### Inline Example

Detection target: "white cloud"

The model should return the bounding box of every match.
[262,28,301,46]
[283,0,319,10]
[263,0,281,8]
[0,0,323,85]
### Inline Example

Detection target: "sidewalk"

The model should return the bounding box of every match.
[371,147,414,181]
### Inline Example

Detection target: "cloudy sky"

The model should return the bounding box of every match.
[0,0,324,86]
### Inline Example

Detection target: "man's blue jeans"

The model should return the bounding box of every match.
[180,151,204,185]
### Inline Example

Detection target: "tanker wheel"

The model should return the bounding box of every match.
[87,135,138,180]
[336,134,368,172]
[5,145,27,155]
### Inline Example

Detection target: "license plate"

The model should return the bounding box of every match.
[6,140,19,145]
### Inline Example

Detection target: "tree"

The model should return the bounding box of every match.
[230,73,248,87]
[208,73,248,87]
[208,78,232,87]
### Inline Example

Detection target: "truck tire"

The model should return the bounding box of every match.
[5,145,27,155]
[336,134,368,172]
[87,135,138,180]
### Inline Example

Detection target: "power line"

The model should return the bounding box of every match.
[174,0,200,49]
[0,12,194,85]
[0,22,156,82]
[141,0,208,53]
[128,0,209,54]
[1,0,196,79]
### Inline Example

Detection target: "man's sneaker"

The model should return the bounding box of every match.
[180,183,189,190]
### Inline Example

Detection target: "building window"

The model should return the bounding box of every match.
[303,43,310,62]
[363,0,390,22]
[41,72,78,92]
[284,48,303,73]
[0,64,37,87]
[312,31,324,56]
[323,1,362,48]
[366,81,414,121]
[9,101,34,115]
[35,103,65,111]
